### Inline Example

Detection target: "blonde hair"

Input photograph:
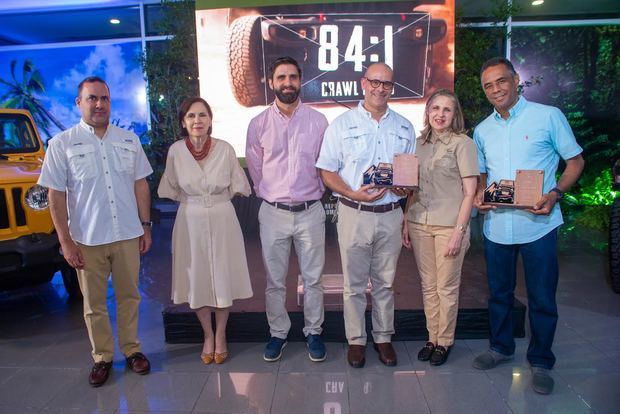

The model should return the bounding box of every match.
[420,89,465,143]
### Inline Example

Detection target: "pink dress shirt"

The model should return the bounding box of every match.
[246,101,328,204]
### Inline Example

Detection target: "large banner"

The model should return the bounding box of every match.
[196,0,454,156]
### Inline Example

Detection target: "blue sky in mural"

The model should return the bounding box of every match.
[0,42,147,142]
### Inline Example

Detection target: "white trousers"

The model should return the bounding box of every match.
[259,201,326,338]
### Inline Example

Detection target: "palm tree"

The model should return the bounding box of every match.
[0,59,66,138]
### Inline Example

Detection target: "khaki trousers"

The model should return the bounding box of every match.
[337,202,403,345]
[77,238,142,362]
[408,222,470,346]
[259,201,326,338]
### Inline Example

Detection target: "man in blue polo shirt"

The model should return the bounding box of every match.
[471,57,584,395]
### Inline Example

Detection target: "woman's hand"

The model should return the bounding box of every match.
[444,229,464,257]
[402,220,411,249]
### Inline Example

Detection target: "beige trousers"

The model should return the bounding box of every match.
[77,238,142,362]
[337,202,403,345]
[408,222,470,346]
[259,201,326,338]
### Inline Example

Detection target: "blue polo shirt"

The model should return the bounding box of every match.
[473,97,582,245]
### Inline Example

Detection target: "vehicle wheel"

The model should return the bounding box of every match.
[61,267,82,299]
[226,15,264,107]
[610,197,620,293]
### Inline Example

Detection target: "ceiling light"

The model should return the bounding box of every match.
[531,0,544,5]
[110,18,121,24]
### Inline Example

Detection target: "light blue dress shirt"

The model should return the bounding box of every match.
[316,101,416,205]
[474,96,583,245]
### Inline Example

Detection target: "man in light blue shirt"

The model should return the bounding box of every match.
[317,62,415,368]
[471,57,584,395]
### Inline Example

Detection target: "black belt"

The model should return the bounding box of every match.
[339,198,401,213]
[265,200,319,212]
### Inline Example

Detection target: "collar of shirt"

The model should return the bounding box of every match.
[79,118,109,137]
[271,100,303,119]
[493,96,527,122]
[433,130,453,145]
[357,100,391,122]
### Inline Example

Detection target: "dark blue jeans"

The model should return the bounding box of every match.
[484,229,559,369]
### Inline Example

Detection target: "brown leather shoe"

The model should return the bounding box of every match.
[373,342,397,366]
[89,361,112,387]
[347,345,366,368]
[126,352,150,375]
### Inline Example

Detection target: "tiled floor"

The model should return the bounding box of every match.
[1,217,619,414]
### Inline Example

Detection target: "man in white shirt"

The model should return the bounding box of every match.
[317,63,415,368]
[38,76,153,387]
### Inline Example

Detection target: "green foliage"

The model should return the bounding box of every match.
[454,1,514,133]
[140,0,199,196]
[564,169,616,206]
[511,25,620,212]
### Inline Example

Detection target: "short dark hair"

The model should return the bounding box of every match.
[178,97,213,137]
[480,57,517,77]
[77,76,109,96]
[268,56,302,80]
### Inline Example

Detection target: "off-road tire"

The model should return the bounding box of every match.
[610,197,620,293]
[61,266,82,299]
[226,15,264,107]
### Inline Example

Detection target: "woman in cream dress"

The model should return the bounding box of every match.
[158,97,252,364]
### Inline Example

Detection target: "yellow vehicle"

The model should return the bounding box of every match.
[0,108,79,298]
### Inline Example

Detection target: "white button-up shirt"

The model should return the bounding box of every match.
[316,101,416,205]
[39,119,153,246]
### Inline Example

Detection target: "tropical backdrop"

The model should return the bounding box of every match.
[0,42,148,143]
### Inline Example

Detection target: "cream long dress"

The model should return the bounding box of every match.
[158,138,253,309]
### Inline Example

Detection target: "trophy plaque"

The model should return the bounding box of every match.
[362,153,419,189]
[483,169,544,209]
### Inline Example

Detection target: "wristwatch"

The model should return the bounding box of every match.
[457,224,468,234]
[141,221,153,227]
[550,187,564,199]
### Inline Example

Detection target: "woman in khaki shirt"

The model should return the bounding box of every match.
[402,89,479,366]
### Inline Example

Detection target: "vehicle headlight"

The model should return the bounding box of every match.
[25,184,49,210]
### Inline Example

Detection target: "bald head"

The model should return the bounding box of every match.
[364,63,393,80]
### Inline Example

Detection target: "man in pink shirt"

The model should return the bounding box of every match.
[246,56,329,362]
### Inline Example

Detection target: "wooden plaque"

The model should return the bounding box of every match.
[514,169,544,208]
[392,153,419,188]
[483,169,544,209]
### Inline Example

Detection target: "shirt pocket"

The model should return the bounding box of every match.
[112,142,137,174]
[389,131,411,154]
[434,150,459,177]
[66,144,97,180]
[343,130,370,163]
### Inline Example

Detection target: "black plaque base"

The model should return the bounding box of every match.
[162,301,526,343]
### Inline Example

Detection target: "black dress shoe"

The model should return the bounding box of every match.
[417,342,435,361]
[347,345,366,368]
[430,345,451,366]
[373,342,397,366]
[89,361,112,387]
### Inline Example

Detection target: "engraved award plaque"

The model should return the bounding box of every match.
[483,170,544,209]
[362,154,418,189]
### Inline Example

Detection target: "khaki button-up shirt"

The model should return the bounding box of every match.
[407,131,479,227]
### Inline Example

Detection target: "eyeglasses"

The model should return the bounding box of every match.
[364,77,395,90]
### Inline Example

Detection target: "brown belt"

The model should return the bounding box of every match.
[265,200,319,212]
[338,198,401,213]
